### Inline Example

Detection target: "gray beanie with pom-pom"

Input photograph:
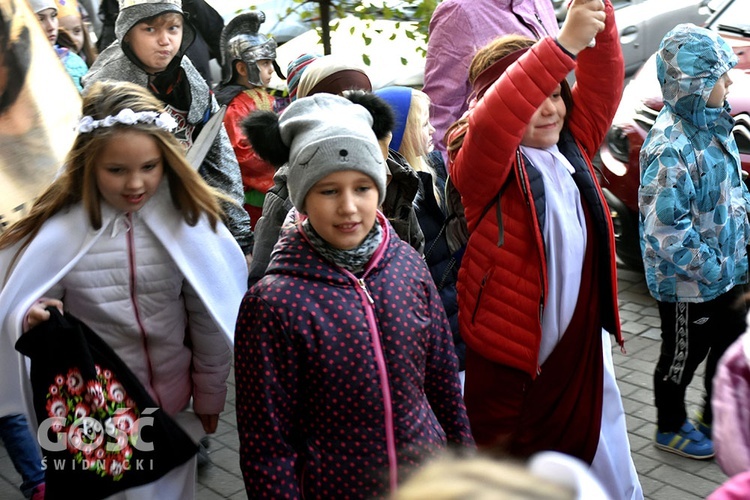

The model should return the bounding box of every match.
[280,94,386,212]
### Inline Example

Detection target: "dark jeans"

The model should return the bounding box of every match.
[0,414,44,498]
[654,285,747,433]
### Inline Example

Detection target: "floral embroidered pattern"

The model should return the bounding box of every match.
[46,364,140,480]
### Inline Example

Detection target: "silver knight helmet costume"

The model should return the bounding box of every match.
[219,11,285,87]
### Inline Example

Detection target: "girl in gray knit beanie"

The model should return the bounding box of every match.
[234,94,473,500]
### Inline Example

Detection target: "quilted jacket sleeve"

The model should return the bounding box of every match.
[184,280,231,415]
[450,37,576,226]
[235,292,302,499]
[450,0,622,230]
[566,0,624,157]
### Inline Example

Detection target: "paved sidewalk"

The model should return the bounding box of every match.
[0,264,730,499]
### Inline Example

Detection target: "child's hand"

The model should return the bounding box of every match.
[197,413,219,434]
[558,0,606,56]
[23,298,63,332]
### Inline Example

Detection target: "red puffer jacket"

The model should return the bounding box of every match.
[449,0,624,378]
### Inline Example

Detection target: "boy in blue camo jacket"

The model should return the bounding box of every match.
[639,23,750,460]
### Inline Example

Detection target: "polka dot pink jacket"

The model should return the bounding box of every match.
[234,215,474,499]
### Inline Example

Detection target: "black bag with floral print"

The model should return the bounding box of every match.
[15,307,198,500]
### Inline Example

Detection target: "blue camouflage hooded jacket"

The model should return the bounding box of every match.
[639,23,750,303]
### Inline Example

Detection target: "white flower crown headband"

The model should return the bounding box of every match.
[78,108,178,134]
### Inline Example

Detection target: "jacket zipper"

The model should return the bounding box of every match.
[126,214,159,404]
[516,150,545,376]
[354,276,398,493]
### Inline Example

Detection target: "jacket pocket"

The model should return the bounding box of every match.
[471,268,494,324]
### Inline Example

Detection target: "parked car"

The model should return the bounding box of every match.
[553,0,711,75]
[597,0,750,270]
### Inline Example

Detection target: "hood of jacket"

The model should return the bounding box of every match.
[657,23,737,130]
[114,1,196,74]
[83,45,211,125]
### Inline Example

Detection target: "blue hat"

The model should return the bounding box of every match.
[374,86,412,151]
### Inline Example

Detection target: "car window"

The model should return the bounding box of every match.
[708,2,750,35]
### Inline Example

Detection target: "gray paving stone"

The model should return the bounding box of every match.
[626,387,655,406]
[631,449,662,473]
[642,327,663,341]
[637,474,665,499]
[647,463,722,498]
[649,484,705,500]
[622,320,651,335]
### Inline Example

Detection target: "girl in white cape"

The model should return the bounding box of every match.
[0,80,247,499]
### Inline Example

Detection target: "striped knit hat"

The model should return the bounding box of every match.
[286,53,319,101]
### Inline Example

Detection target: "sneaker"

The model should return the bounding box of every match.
[693,410,712,439]
[654,420,715,459]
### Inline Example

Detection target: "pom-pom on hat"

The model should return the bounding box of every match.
[374,86,412,151]
[280,94,386,212]
[29,0,57,13]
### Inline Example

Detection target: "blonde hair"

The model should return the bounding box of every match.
[396,454,576,500]
[398,89,442,203]
[0,81,226,254]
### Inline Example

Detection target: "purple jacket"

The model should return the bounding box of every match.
[422,0,559,163]
[713,332,750,477]
[234,213,474,499]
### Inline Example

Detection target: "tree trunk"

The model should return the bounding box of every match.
[319,0,332,54]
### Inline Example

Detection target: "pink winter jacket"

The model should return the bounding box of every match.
[713,331,750,477]
[46,209,230,416]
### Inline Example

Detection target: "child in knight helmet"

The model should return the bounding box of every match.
[214,10,285,230]
[234,93,475,499]
[0,80,248,499]
[82,0,254,260]
[445,0,642,498]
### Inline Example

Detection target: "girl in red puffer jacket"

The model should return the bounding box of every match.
[445,1,641,498]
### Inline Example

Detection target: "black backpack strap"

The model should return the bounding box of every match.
[481,168,513,248]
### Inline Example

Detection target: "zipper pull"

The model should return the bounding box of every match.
[358,278,375,305]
